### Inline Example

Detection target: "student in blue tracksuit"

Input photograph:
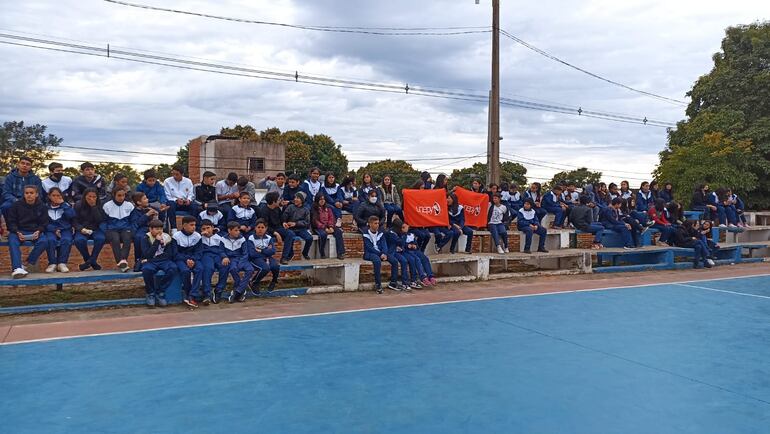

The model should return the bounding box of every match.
[505,183,524,212]
[321,172,345,224]
[524,182,548,223]
[173,216,203,308]
[135,169,169,218]
[434,193,463,254]
[362,215,389,294]
[634,182,654,225]
[711,188,738,227]
[281,174,302,207]
[600,198,637,249]
[140,219,177,307]
[517,199,548,254]
[198,201,226,233]
[199,220,229,304]
[222,221,255,303]
[659,183,674,204]
[44,187,75,273]
[726,189,748,226]
[385,220,414,291]
[2,156,42,218]
[247,219,281,294]
[130,192,160,272]
[228,191,257,237]
[103,188,135,272]
[542,185,567,229]
[300,167,323,209]
[340,176,360,214]
[282,192,314,260]
[401,221,436,287]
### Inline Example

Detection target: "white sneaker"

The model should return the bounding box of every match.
[57,264,70,273]
[504,247,510,253]
[497,245,505,254]
[11,268,28,279]
[728,224,736,228]
[45,264,58,273]
[335,218,342,228]
[718,224,727,228]
[707,259,715,267]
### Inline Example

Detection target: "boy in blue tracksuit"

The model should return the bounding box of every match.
[300,167,322,210]
[402,221,436,287]
[435,193,463,254]
[199,220,229,304]
[198,202,226,233]
[135,169,169,219]
[44,187,75,272]
[387,220,421,289]
[130,192,160,272]
[140,219,177,307]
[382,221,410,291]
[727,189,748,226]
[2,156,42,217]
[222,221,255,303]
[228,192,257,237]
[542,185,567,228]
[247,219,281,294]
[600,198,638,249]
[102,188,135,272]
[517,199,548,254]
[173,216,203,308]
[362,216,390,294]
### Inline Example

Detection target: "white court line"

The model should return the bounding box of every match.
[675,283,770,300]
[2,272,770,347]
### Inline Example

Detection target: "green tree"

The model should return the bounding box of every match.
[62,166,80,179]
[658,22,770,208]
[548,167,602,188]
[449,161,528,189]
[94,163,141,187]
[285,141,312,176]
[173,144,189,174]
[355,160,422,187]
[0,121,61,174]
[154,163,173,180]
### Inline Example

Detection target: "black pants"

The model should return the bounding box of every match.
[106,230,133,263]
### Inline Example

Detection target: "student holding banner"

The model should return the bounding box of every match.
[454,186,490,254]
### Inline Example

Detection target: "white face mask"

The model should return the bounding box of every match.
[369,197,378,204]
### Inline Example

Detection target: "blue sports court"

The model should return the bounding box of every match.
[2,274,769,433]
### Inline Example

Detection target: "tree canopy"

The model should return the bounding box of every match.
[354,159,422,187]
[220,125,348,178]
[449,161,528,189]
[547,167,602,188]
[657,22,770,208]
[0,121,61,174]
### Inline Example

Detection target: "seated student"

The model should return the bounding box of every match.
[257,172,286,201]
[726,189,748,227]
[236,176,257,208]
[139,219,177,307]
[434,193,462,254]
[103,188,135,272]
[524,182,547,222]
[419,171,434,190]
[600,198,638,250]
[136,169,169,220]
[649,180,660,201]
[649,198,675,246]
[362,215,389,294]
[402,220,436,287]
[488,193,512,254]
[194,171,217,210]
[339,176,360,214]
[504,183,524,212]
[73,188,106,271]
[665,201,684,227]
[353,189,386,232]
[215,172,240,214]
[44,187,75,273]
[130,192,159,272]
[107,173,132,199]
[698,220,719,261]
[607,182,620,201]
[222,221,255,303]
[300,167,323,209]
[659,182,674,204]
[173,216,203,308]
[517,199,549,254]
[711,187,738,227]
[378,175,404,226]
[199,220,229,304]
[247,219,281,294]
[281,174,302,207]
[258,192,295,265]
[542,185,568,229]
[672,220,712,269]
[2,156,42,217]
[619,200,645,247]
[571,195,604,249]
[321,172,344,226]
[72,162,107,203]
[282,191,314,260]
[596,183,611,208]
[691,183,715,221]
[164,165,198,230]
[358,173,381,202]
[487,183,499,202]
[6,185,49,278]
[581,184,600,221]
[469,178,486,194]
[198,201,226,233]
[634,181,655,225]
[311,194,346,260]
[228,191,257,237]
[41,162,73,203]
[433,174,448,191]
[384,220,413,291]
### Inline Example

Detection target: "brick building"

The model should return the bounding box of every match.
[187,135,285,182]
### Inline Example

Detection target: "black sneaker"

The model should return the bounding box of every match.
[522,249,531,254]
[398,283,411,292]
[211,291,220,304]
[228,291,237,303]
[319,254,327,259]
[279,258,289,265]
[90,262,102,271]
[237,291,247,302]
[388,282,401,291]
[537,248,549,253]
[132,262,142,273]
[375,284,383,294]
[267,280,277,292]
[79,262,91,271]
[302,254,311,260]
[337,254,345,260]
[201,298,211,306]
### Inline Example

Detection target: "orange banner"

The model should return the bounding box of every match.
[403,188,450,228]
[454,186,489,228]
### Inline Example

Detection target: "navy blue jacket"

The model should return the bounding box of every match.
[221,235,249,261]
[600,207,624,227]
[130,207,154,234]
[542,191,564,210]
[228,205,257,229]
[200,234,227,260]
[46,202,75,233]
[2,169,41,205]
[248,234,277,260]
[102,200,134,231]
[141,234,177,262]
[659,190,674,203]
[321,184,344,205]
[635,191,655,213]
[516,208,540,230]
[173,230,202,262]
[448,207,465,227]
[362,230,388,257]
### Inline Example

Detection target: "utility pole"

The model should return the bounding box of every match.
[485,0,501,185]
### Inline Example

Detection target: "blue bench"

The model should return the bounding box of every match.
[683,210,704,221]
[594,248,674,273]
[577,228,654,248]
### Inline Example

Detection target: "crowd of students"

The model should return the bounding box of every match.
[1,157,749,305]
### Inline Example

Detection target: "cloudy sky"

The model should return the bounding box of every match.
[1,0,768,184]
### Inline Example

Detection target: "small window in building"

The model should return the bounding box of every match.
[248,157,265,172]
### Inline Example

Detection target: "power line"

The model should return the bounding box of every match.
[499,156,650,182]
[499,29,687,106]
[500,151,651,176]
[0,32,677,128]
[102,0,491,36]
